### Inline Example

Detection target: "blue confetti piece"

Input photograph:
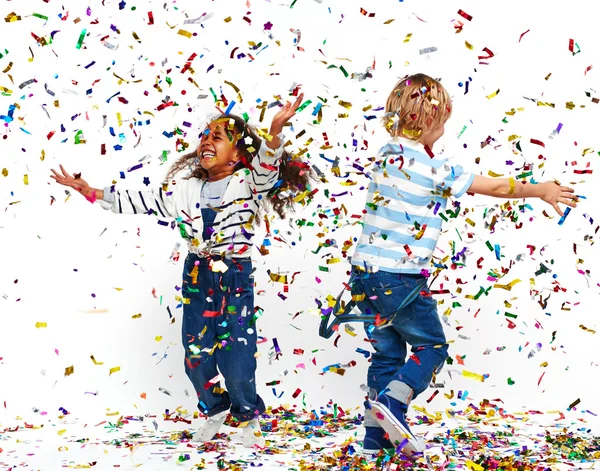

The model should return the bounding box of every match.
[224,100,236,115]
[558,206,571,225]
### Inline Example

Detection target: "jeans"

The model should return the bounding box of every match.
[181,253,265,422]
[350,267,448,426]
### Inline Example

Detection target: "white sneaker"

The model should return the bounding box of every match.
[242,418,265,448]
[192,410,228,443]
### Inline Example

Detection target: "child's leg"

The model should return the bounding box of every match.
[215,260,266,436]
[385,280,448,403]
[356,271,447,457]
[181,256,231,418]
[353,274,406,451]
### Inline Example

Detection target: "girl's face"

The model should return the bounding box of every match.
[196,120,241,179]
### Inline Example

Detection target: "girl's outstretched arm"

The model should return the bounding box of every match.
[50,164,179,218]
[250,93,304,191]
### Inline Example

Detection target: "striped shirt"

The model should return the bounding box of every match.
[100,133,285,259]
[351,138,474,275]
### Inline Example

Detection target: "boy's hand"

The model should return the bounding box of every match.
[540,181,578,216]
[50,164,93,197]
[268,93,304,145]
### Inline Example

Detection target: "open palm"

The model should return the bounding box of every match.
[50,164,92,196]
[270,93,304,134]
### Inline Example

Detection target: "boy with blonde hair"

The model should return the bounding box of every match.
[350,73,578,458]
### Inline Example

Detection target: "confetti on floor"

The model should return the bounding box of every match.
[1,406,599,470]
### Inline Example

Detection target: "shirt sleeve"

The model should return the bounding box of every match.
[249,132,285,192]
[431,159,475,198]
[99,181,180,218]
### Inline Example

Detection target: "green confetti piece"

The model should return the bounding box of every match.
[209,87,217,102]
[74,130,84,144]
[505,312,517,319]
[339,65,349,78]
[165,76,172,85]
[76,28,87,49]
[485,240,494,251]
[457,125,467,138]
[290,0,299,7]
[296,99,312,113]
[0,49,8,59]
[516,171,533,179]
[318,266,330,272]
[33,13,49,20]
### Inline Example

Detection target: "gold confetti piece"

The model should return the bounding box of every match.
[465,218,475,227]
[508,176,516,195]
[35,322,47,328]
[344,324,357,336]
[109,366,121,376]
[494,278,521,291]
[338,100,352,109]
[106,410,120,416]
[132,313,142,319]
[384,19,395,24]
[5,12,21,22]
[465,41,473,50]
[155,336,163,342]
[488,170,504,177]
[90,355,104,365]
[579,325,596,334]
[540,361,548,367]
[224,16,232,22]
[57,429,67,435]
[462,370,485,382]
[1,168,7,177]
[486,89,500,99]
[403,33,412,43]
[23,174,29,185]
[177,29,192,38]
[466,460,484,471]
[65,366,74,376]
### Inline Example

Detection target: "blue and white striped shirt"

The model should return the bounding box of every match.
[351,138,474,275]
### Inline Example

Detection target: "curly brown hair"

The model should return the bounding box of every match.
[165,113,314,220]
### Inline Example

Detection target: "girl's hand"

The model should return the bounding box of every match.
[540,181,577,216]
[269,93,304,136]
[50,164,93,197]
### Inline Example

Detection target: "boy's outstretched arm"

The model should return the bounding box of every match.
[467,175,578,216]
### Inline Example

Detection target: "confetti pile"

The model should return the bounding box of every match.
[1,0,599,468]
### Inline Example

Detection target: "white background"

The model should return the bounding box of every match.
[0,0,599,429]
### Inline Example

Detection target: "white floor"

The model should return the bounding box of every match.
[1,410,599,470]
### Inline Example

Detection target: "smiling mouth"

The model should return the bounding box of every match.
[201,150,217,160]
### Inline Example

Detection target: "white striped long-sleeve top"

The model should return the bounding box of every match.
[99,133,285,258]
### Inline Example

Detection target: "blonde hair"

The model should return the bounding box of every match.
[383,73,452,140]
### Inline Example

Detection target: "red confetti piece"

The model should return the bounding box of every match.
[426,390,439,403]
[457,9,472,21]
[519,29,530,42]
[584,64,593,75]
[292,388,302,399]
[530,138,545,147]
[423,145,435,158]
[478,47,495,61]
[569,38,574,53]
[148,12,154,25]
[360,8,375,17]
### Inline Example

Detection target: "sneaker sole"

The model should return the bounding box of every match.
[369,400,425,458]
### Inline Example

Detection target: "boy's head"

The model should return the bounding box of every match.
[383,73,452,149]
